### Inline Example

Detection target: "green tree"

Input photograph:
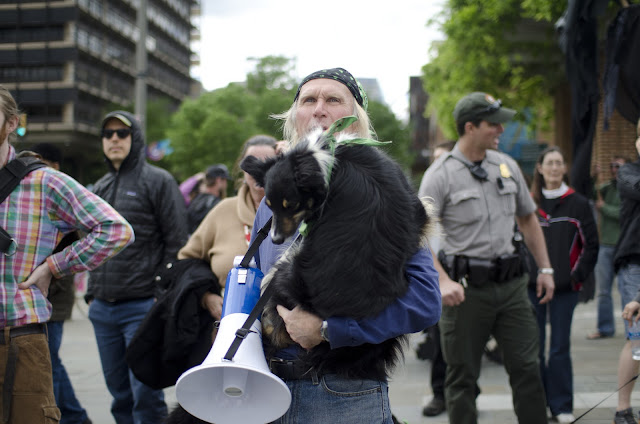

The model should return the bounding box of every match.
[146,97,175,144]
[246,55,298,93]
[367,100,412,170]
[165,57,296,183]
[422,0,568,139]
[165,86,257,182]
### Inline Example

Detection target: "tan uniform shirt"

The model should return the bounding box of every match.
[419,145,535,259]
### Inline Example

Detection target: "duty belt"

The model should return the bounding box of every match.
[438,252,523,287]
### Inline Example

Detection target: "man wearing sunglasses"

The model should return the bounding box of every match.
[87,111,188,424]
[419,92,554,424]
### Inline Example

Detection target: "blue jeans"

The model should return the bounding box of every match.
[270,374,393,423]
[48,320,89,424]
[618,264,640,335]
[595,245,618,336]
[89,298,167,424]
[528,288,579,416]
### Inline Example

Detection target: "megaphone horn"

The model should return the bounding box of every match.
[175,257,291,424]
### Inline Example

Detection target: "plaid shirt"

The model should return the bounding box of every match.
[1,146,134,327]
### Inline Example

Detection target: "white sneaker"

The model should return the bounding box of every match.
[553,413,576,423]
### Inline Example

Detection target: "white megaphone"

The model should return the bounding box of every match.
[175,256,291,423]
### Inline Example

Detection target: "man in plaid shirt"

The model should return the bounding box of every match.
[0,85,134,423]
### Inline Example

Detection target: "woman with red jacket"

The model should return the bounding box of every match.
[528,146,599,423]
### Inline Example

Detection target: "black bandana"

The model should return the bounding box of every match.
[294,68,368,110]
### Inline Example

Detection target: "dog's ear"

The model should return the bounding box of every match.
[292,151,326,191]
[239,155,276,187]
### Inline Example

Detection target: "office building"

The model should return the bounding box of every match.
[0,0,199,181]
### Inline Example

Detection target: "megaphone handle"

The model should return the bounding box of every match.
[224,281,276,361]
[240,217,272,269]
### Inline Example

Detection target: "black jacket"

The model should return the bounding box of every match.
[87,110,188,302]
[125,259,221,389]
[615,158,640,271]
[529,188,599,293]
[187,192,220,234]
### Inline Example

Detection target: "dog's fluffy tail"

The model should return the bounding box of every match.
[419,196,440,249]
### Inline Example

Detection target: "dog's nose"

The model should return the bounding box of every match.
[270,228,285,245]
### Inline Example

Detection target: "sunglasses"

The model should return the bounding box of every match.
[102,128,131,139]
[479,99,502,115]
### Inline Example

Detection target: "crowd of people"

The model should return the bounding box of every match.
[1,70,639,424]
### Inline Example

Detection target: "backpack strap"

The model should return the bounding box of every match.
[0,157,46,255]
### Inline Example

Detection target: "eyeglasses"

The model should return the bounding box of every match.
[469,163,488,181]
[479,99,502,115]
[102,128,131,139]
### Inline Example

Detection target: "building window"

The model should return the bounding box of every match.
[23,105,63,124]
[0,26,64,43]
[0,66,63,82]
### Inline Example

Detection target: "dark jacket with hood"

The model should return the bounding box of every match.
[87,111,188,302]
[528,187,599,293]
[615,157,640,272]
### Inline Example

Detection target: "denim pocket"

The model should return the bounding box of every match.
[321,374,382,397]
[317,375,389,423]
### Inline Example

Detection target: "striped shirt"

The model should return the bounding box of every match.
[1,146,134,327]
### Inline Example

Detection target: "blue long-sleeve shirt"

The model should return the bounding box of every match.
[251,199,441,351]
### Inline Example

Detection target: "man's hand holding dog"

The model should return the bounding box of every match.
[276,305,324,350]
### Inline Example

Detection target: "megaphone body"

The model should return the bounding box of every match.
[175,257,291,423]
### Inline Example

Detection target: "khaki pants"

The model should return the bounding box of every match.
[0,327,60,423]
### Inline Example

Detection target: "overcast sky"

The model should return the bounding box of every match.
[191,0,444,121]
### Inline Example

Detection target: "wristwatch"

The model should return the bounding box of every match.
[320,320,330,342]
[538,267,554,275]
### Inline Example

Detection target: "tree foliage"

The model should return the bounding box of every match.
[368,100,412,170]
[422,0,567,139]
[165,57,296,181]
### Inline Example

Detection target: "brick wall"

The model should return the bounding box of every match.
[593,102,638,185]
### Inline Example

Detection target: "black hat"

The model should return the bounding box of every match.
[205,164,231,180]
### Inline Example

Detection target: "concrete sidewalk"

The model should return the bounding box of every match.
[61,291,633,424]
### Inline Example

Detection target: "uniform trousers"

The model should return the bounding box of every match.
[439,274,547,424]
[0,327,60,423]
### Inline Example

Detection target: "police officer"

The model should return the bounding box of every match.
[419,92,555,424]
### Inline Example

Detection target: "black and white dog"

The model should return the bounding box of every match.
[240,127,432,380]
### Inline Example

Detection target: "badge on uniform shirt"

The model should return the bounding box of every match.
[499,163,511,179]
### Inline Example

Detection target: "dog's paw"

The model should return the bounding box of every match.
[264,310,294,348]
[270,325,295,349]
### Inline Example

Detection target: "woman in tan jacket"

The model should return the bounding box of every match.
[177,135,278,320]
